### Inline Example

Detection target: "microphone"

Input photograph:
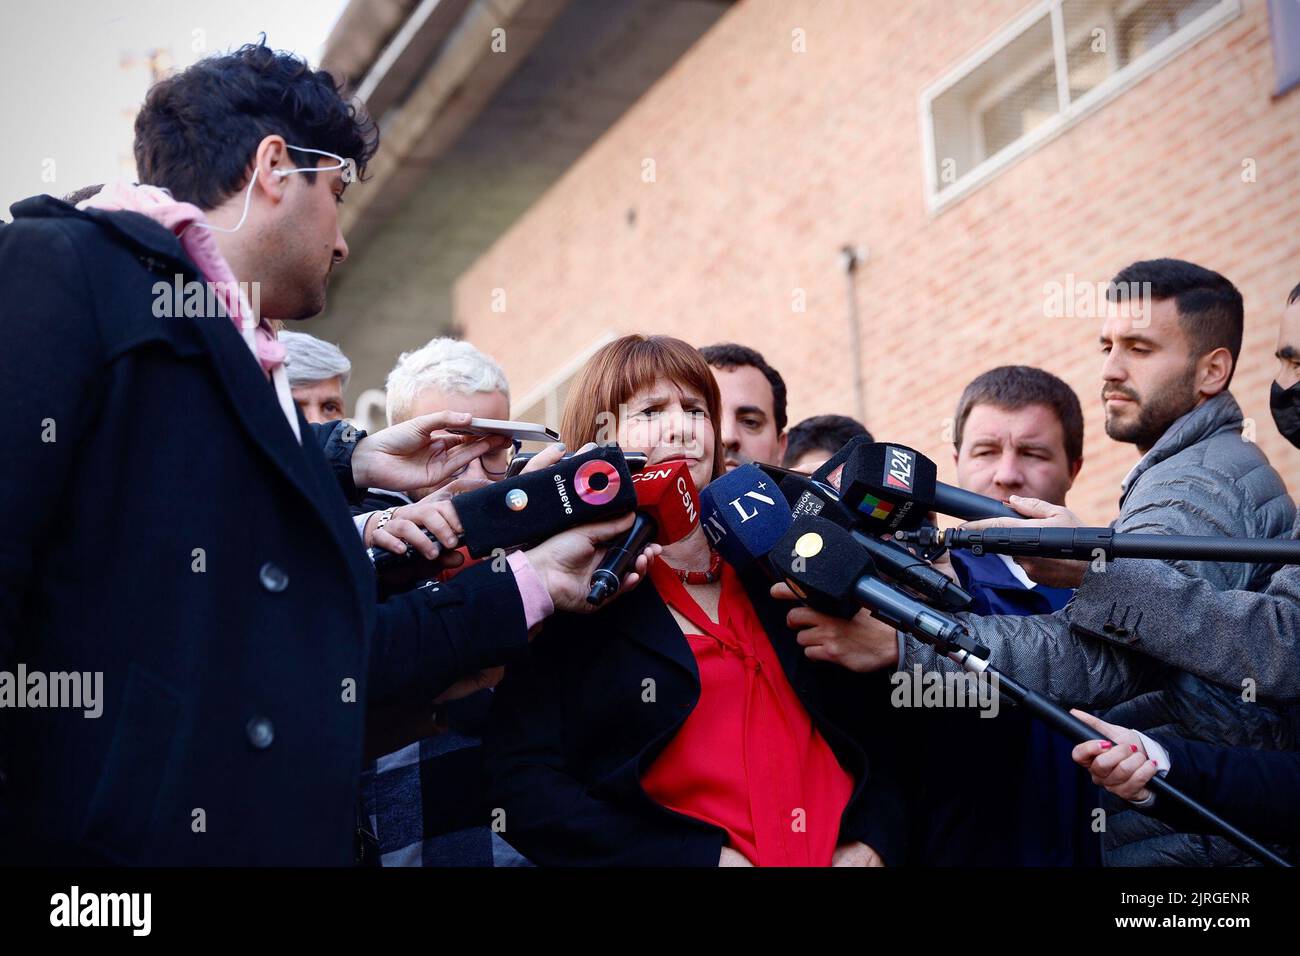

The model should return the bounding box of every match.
[899,526,1300,565]
[838,443,1018,534]
[768,514,980,654]
[778,472,973,610]
[698,463,794,575]
[809,432,873,487]
[369,445,636,573]
[587,459,700,606]
[767,514,1292,869]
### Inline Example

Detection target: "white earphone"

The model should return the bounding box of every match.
[182,144,350,236]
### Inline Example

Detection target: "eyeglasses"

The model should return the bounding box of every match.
[450,439,520,479]
[182,144,353,238]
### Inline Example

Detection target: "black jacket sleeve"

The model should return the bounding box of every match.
[309,420,367,506]
[0,219,103,670]
[1140,734,1300,847]
[482,629,726,867]
[368,560,531,707]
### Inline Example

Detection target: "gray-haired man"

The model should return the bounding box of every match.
[280,330,352,424]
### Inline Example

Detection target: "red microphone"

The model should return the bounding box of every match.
[586,459,699,605]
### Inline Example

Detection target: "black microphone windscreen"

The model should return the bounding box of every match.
[769,515,873,619]
[839,443,938,534]
[457,445,636,558]
[779,472,860,529]
[810,433,875,487]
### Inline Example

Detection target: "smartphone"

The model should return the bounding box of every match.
[507,450,648,478]
[446,418,561,444]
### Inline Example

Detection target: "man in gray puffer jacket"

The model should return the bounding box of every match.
[932,261,1295,866]
[794,260,1296,866]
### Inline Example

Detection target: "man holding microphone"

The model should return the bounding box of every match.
[775,261,1297,866]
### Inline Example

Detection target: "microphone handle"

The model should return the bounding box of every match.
[1113,532,1300,564]
[369,530,454,573]
[945,527,1300,564]
[982,666,1290,868]
[850,531,973,610]
[932,483,1020,521]
[586,513,657,606]
[851,573,975,651]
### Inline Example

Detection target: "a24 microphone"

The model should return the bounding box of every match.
[778,471,973,610]
[817,437,1018,533]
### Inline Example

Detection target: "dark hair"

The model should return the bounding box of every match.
[61,184,104,206]
[1288,282,1300,306]
[782,415,872,467]
[1107,258,1243,387]
[699,343,788,433]
[954,366,1084,464]
[134,39,379,210]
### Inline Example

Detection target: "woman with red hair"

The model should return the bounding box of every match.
[484,335,903,866]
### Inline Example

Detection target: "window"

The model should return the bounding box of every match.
[1269,0,1300,96]
[921,0,1240,210]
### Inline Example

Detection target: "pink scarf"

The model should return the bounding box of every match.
[77,180,288,376]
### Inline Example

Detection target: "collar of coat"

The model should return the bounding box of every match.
[1119,391,1243,501]
[12,193,201,275]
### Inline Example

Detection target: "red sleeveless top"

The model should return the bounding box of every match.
[640,558,854,866]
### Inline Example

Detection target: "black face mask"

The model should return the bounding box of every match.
[1270,380,1300,448]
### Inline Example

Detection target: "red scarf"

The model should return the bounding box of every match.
[641,558,854,866]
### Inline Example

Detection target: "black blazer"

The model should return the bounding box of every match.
[0,196,528,864]
[482,565,907,866]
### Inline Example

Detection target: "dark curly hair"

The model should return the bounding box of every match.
[134,38,379,210]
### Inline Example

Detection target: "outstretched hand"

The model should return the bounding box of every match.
[960,494,1088,589]
[1069,709,1158,804]
[351,411,509,494]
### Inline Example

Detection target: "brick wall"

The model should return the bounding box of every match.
[454,0,1300,524]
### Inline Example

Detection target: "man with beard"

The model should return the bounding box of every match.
[773,259,1297,867]
[1050,281,1300,706]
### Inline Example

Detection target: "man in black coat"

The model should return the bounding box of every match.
[0,41,646,865]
